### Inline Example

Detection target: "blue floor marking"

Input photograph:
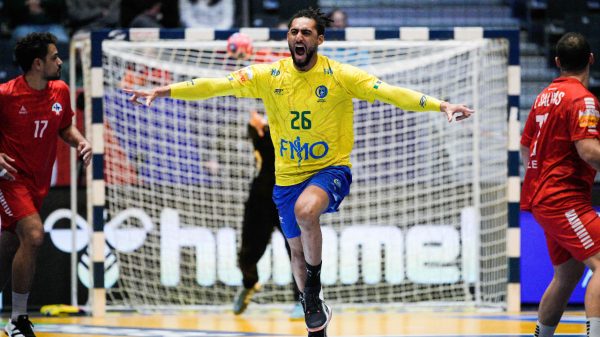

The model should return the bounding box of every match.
[455,315,585,324]
[35,324,285,336]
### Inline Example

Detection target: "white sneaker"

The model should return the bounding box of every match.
[5,315,36,337]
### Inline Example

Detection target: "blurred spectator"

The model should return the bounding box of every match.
[546,0,588,34]
[277,0,317,24]
[157,0,179,28]
[3,0,68,42]
[243,0,317,28]
[66,0,120,35]
[179,0,234,29]
[508,0,526,20]
[243,0,277,27]
[0,0,11,37]
[326,8,347,29]
[129,0,162,28]
[121,0,178,28]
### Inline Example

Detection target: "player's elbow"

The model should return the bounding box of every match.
[58,125,72,141]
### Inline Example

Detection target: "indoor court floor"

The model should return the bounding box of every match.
[4,309,589,337]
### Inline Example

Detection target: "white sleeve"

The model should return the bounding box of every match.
[178,0,195,27]
[220,0,234,29]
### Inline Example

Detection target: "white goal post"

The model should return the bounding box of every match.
[74,27,521,315]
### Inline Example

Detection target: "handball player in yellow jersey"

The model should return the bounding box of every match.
[125,7,473,335]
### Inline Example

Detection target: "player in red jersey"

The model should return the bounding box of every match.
[521,32,600,337]
[0,32,91,337]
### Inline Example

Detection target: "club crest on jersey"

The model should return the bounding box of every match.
[315,85,328,102]
[419,95,427,108]
[52,102,62,115]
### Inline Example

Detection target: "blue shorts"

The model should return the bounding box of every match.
[273,166,352,239]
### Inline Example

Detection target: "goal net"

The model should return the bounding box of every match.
[88,35,509,309]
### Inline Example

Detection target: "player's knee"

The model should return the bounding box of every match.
[294,203,319,229]
[23,228,45,249]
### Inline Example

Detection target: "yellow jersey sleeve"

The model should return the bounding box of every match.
[335,62,380,102]
[169,63,274,101]
[374,82,442,112]
[336,63,442,112]
[226,64,273,99]
[169,77,235,100]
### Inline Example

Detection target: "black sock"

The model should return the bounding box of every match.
[304,261,322,292]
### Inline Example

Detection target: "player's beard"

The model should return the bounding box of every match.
[45,67,61,81]
[290,45,317,70]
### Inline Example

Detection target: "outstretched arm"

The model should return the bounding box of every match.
[125,77,236,106]
[374,85,474,122]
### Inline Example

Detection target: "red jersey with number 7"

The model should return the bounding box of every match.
[521,77,600,211]
[0,75,74,195]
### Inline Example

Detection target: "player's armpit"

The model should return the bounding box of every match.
[170,77,236,100]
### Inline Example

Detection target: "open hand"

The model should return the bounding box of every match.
[124,88,159,107]
[0,153,17,181]
[78,141,92,167]
[441,102,474,122]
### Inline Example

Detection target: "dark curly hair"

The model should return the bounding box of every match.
[556,32,591,72]
[288,7,333,36]
[14,32,57,73]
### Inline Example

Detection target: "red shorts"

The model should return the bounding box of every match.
[0,180,45,232]
[532,203,600,265]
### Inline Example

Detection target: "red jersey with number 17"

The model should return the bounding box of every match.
[0,76,74,195]
[521,77,600,211]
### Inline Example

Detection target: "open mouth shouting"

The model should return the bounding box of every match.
[294,44,306,57]
[290,42,315,69]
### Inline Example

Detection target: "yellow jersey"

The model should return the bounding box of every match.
[170,54,443,186]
